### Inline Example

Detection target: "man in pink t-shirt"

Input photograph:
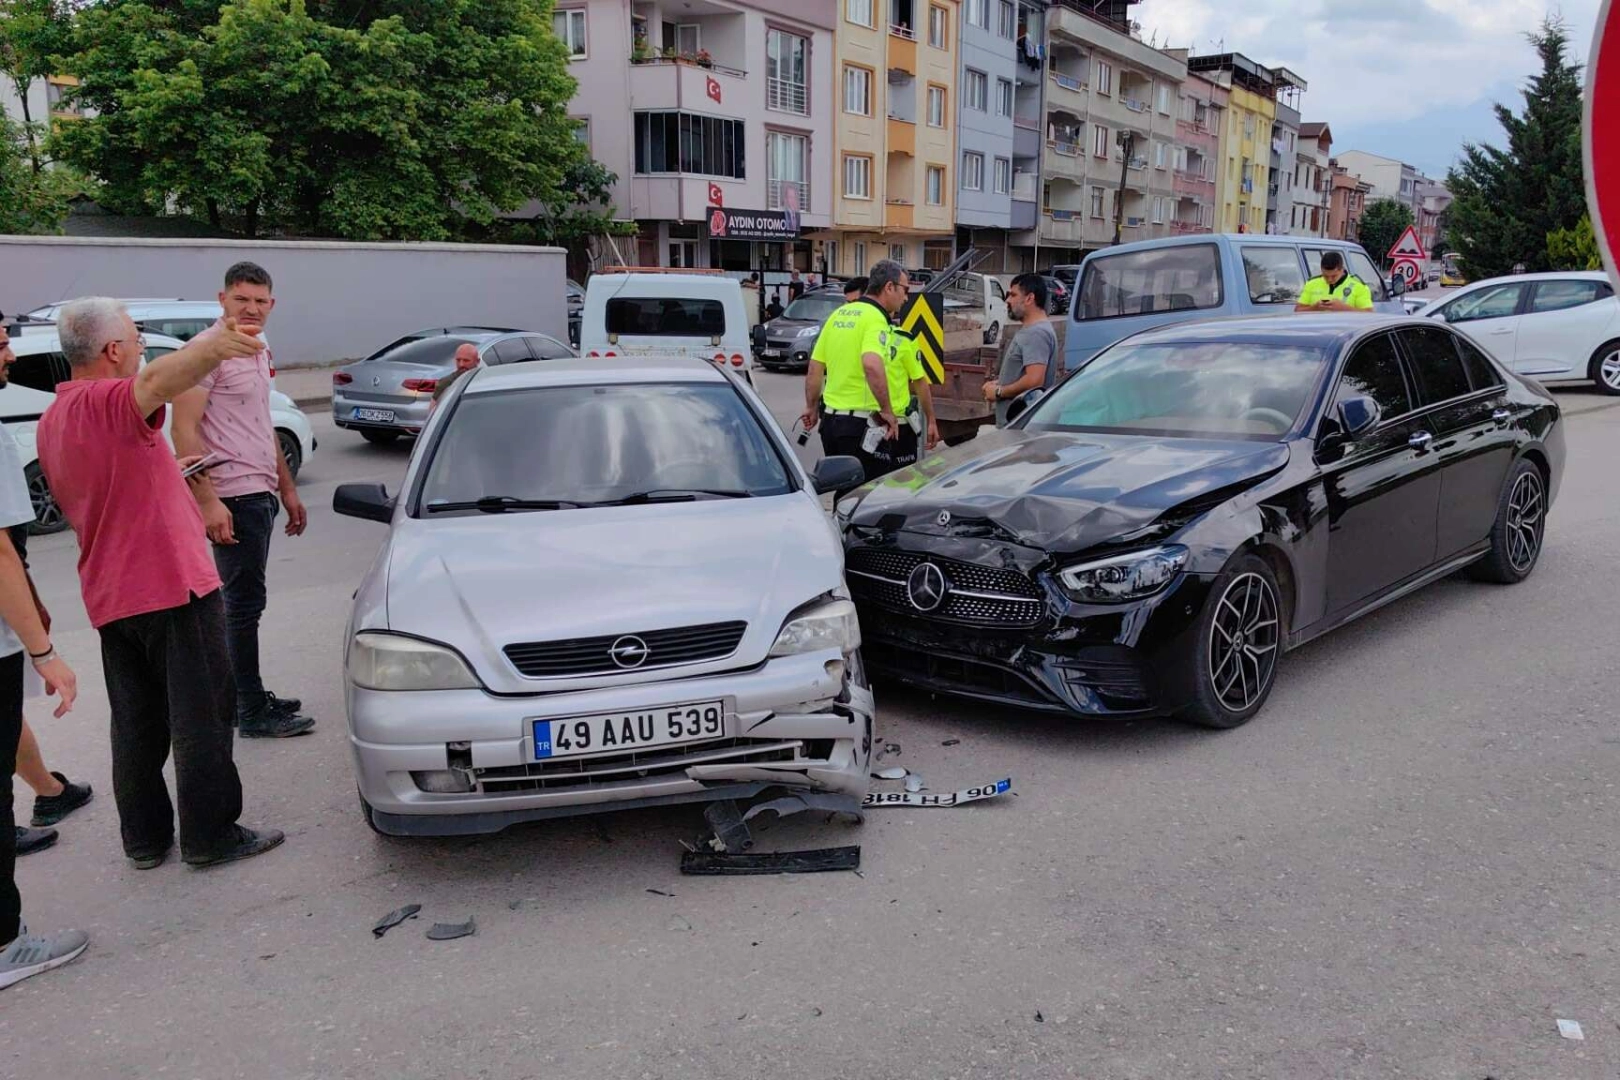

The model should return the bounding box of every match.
[36,298,286,871]
[173,262,313,739]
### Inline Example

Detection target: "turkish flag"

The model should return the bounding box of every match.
[706,76,722,103]
[708,182,724,207]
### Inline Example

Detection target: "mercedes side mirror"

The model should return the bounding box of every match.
[812,456,865,496]
[1006,387,1046,425]
[1337,395,1381,438]
[334,483,395,523]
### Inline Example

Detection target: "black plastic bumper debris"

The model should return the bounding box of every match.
[372,903,421,938]
[680,846,861,876]
[426,917,476,941]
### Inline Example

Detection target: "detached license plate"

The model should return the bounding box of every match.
[354,407,395,423]
[532,700,726,760]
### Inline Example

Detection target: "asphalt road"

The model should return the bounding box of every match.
[7,375,1620,1080]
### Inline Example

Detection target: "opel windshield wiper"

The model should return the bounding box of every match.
[427,496,581,513]
[601,489,754,506]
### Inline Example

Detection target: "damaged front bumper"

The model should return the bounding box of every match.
[348,650,874,836]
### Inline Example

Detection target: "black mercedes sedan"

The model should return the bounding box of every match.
[838,314,1565,729]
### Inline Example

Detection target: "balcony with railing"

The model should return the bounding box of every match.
[767,76,808,116]
[630,6,747,77]
[1170,218,1207,235]
[1173,168,1213,198]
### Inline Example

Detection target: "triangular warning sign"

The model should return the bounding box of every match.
[1387,225,1426,262]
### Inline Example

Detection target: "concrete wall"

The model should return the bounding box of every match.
[0,237,568,368]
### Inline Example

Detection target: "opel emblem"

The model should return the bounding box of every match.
[937,510,951,527]
[608,635,650,669]
[906,562,948,612]
[371,375,381,387]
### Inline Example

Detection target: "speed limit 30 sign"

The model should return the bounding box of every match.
[1587,0,1620,291]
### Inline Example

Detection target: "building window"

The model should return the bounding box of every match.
[964,69,988,111]
[997,0,1015,37]
[571,117,591,151]
[1154,141,1167,169]
[552,9,587,58]
[927,85,946,126]
[996,77,1013,117]
[844,65,873,116]
[994,156,1011,194]
[767,131,809,211]
[926,165,945,205]
[962,151,984,191]
[965,0,988,28]
[928,4,947,47]
[847,0,874,27]
[1092,123,1109,158]
[855,241,868,271]
[766,30,809,116]
[844,154,873,198]
[1090,186,1105,218]
[1152,196,1164,223]
[634,112,746,177]
[1094,60,1112,96]
[890,243,907,262]
[1156,82,1171,114]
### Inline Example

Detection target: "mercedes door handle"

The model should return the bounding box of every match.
[1492,408,1513,425]
[1408,430,1434,450]
[1488,327,1514,335]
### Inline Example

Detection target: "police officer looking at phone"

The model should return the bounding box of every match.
[1296,250,1374,312]
[800,260,912,479]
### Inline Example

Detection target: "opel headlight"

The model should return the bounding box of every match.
[1058,545,1189,603]
[796,326,821,338]
[348,632,481,691]
[770,598,862,657]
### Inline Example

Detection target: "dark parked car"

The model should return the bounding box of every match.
[1042,274,1071,316]
[754,290,848,372]
[838,314,1563,729]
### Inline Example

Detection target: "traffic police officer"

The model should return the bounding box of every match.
[1295,250,1374,312]
[800,260,914,479]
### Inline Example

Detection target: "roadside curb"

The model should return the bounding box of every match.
[294,395,332,410]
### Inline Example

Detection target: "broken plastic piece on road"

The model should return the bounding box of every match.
[372,903,421,938]
[863,778,1013,808]
[426,918,476,941]
[1557,1019,1584,1040]
[941,738,961,746]
[667,914,693,932]
[702,799,754,854]
[904,774,924,793]
[873,767,908,780]
[646,888,674,897]
[741,791,864,826]
[680,846,861,876]
[1035,1011,1045,1023]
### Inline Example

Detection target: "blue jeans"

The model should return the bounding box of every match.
[213,492,278,716]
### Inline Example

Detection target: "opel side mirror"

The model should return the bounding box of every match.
[334,483,395,523]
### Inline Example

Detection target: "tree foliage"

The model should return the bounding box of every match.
[49,0,604,240]
[0,114,74,231]
[1547,214,1603,271]
[1357,198,1414,269]
[1445,17,1586,280]
[487,159,636,247]
[0,0,75,170]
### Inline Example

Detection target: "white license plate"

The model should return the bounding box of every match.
[532,700,726,760]
[761,349,781,358]
[354,407,395,423]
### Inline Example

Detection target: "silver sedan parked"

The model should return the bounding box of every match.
[333,356,873,836]
[332,328,574,443]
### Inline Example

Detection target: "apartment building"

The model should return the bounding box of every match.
[2,75,86,136]
[1266,70,1304,234]
[823,0,961,275]
[1187,52,1276,234]
[1015,0,1184,266]
[1327,162,1372,241]
[1334,150,1418,212]
[1162,58,1223,236]
[1291,121,1332,237]
[555,0,836,270]
[1415,178,1452,254]
[952,0,1029,266]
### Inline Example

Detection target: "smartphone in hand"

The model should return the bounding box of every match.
[181,451,223,479]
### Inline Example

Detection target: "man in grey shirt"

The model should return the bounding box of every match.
[984,273,1060,426]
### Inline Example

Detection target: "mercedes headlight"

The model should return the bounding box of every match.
[348,632,481,691]
[770,598,861,657]
[1058,545,1188,603]
[796,326,821,338]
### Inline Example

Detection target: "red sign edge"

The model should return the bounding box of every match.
[1586,0,1620,293]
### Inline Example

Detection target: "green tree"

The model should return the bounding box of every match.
[490,159,637,247]
[1547,214,1603,270]
[1445,17,1586,280]
[0,114,73,231]
[1357,198,1414,269]
[0,0,75,171]
[50,0,599,240]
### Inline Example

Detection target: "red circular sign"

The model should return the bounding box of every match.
[708,208,727,237]
[1587,0,1620,291]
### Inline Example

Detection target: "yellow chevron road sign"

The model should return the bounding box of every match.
[897,294,946,383]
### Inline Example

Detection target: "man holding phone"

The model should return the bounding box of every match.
[172,263,314,739]
[1296,250,1375,313]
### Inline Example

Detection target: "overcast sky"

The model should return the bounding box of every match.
[1135,0,1603,179]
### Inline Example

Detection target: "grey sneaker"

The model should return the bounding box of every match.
[0,925,89,990]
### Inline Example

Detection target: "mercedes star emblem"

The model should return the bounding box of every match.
[937,510,952,527]
[608,635,650,669]
[906,562,949,612]
[371,375,381,387]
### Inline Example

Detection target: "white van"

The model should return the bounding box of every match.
[937,271,1010,345]
[579,271,753,379]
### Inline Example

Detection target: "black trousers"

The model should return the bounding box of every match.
[818,413,919,484]
[98,591,244,860]
[1,650,22,944]
[213,492,278,715]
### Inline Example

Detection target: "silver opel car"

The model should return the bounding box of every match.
[333,356,873,836]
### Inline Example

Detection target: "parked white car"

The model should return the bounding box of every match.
[579,271,753,380]
[0,330,315,533]
[1421,270,1620,395]
[22,299,280,392]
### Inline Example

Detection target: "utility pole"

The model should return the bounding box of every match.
[1111,129,1136,246]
